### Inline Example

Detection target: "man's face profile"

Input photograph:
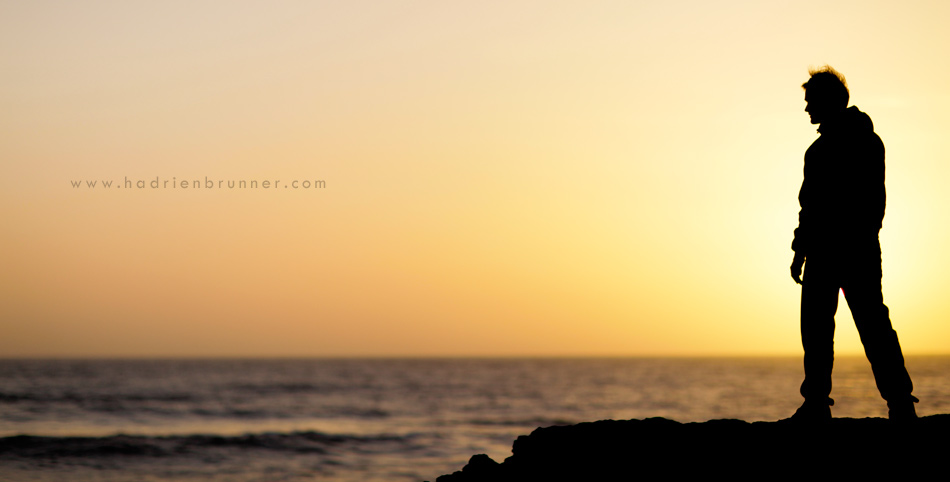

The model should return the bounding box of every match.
[804,91,830,125]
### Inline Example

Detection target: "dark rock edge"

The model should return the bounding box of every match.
[432,415,950,481]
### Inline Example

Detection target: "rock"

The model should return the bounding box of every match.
[434,415,950,481]
[436,454,501,481]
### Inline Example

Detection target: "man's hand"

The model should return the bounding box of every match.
[790,252,805,284]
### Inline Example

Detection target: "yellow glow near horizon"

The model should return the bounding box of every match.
[2,1,950,357]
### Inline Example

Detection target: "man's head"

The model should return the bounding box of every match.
[802,66,849,125]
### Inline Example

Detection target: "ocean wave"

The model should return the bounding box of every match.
[227,382,348,394]
[0,431,414,459]
[0,391,195,404]
[465,417,575,427]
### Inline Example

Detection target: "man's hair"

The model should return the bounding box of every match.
[802,66,849,109]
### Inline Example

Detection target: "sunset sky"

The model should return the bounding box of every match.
[3,0,950,357]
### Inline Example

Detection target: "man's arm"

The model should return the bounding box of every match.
[791,161,811,262]
[791,175,808,285]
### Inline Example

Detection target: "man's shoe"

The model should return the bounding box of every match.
[790,398,833,422]
[888,396,919,421]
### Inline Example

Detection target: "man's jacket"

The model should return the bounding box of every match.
[792,106,886,256]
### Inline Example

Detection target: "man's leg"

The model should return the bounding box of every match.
[799,256,839,406]
[841,250,915,409]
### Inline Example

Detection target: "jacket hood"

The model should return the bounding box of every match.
[817,105,874,135]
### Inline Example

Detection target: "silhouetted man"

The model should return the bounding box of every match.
[790,67,917,420]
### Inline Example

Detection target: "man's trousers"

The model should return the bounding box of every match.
[799,241,914,404]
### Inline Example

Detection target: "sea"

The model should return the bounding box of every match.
[2,356,949,481]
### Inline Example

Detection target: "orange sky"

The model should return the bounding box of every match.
[3,1,950,357]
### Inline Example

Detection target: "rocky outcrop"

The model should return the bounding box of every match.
[435,416,949,480]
